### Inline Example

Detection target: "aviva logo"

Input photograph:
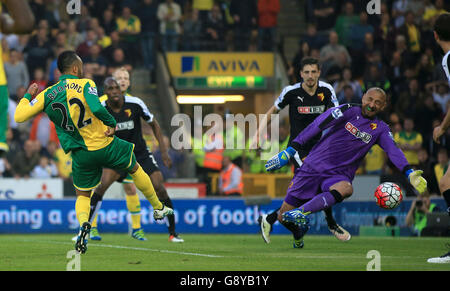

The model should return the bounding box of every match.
[181,56,200,73]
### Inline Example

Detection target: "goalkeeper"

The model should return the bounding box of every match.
[265,88,427,248]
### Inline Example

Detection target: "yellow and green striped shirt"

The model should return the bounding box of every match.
[15,74,117,153]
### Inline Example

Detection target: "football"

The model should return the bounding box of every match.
[374,182,403,209]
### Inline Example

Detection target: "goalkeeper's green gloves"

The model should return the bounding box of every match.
[406,169,427,194]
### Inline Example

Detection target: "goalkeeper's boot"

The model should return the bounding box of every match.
[293,222,310,249]
[328,223,351,241]
[75,222,91,254]
[89,227,102,241]
[258,214,273,244]
[427,244,450,264]
[131,228,147,241]
[153,205,174,220]
[282,209,310,228]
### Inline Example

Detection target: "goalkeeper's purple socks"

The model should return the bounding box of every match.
[300,191,337,214]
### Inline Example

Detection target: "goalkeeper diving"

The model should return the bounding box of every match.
[265,87,427,248]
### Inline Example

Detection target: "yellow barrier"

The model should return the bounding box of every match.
[209,173,293,198]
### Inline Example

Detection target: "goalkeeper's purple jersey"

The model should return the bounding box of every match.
[292,104,410,179]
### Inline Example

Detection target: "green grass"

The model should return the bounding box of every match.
[0,234,449,271]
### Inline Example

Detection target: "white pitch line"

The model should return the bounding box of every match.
[20,239,225,258]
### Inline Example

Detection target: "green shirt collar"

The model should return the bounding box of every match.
[59,74,79,80]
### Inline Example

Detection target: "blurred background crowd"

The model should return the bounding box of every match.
[0,0,449,197]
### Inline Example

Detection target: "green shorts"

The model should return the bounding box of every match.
[71,137,137,191]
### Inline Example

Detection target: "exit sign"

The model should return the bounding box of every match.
[175,76,266,89]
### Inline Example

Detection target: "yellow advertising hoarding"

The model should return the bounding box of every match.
[167,52,274,77]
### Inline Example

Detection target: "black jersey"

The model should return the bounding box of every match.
[274,80,339,160]
[443,50,450,85]
[102,95,154,155]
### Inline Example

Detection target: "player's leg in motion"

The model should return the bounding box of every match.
[282,181,351,227]
[74,189,92,254]
[276,201,309,248]
[427,168,450,264]
[87,169,123,241]
[128,162,173,219]
[122,182,147,241]
[150,170,184,242]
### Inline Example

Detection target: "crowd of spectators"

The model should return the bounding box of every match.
[0,0,273,181]
[0,0,449,197]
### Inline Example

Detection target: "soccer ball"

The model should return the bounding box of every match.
[374,182,403,209]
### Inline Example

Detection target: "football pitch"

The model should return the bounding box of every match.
[0,234,449,271]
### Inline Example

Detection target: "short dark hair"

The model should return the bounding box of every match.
[57,50,80,73]
[434,13,450,41]
[103,76,119,88]
[300,57,320,71]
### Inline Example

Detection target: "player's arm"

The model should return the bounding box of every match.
[251,86,294,148]
[1,0,34,34]
[14,83,44,123]
[377,127,427,194]
[251,105,279,148]
[149,118,172,168]
[137,97,172,168]
[433,107,450,143]
[265,105,351,171]
[83,81,117,130]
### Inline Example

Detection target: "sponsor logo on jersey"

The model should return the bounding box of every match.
[297,105,325,114]
[116,120,134,131]
[88,86,98,96]
[331,108,343,119]
[345,122,372,143]
[297,96,304,102]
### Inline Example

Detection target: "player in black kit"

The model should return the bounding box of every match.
[256,57,351,246]
[89,76,184,243]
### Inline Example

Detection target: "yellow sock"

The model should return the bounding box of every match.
[75,195,90,227]
[130,165,162,210]
[91,215,98,228]
[126,194,141,229]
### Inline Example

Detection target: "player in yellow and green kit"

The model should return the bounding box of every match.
[0,0,35,153]
[14,51,173,254]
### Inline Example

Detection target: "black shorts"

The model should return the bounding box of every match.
[115,151,160,183]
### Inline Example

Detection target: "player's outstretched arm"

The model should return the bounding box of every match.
[250,105,279,149]
[377,126,427,194]
[149,119,172,168]
[14,83,44,123]
[433,107,450,143]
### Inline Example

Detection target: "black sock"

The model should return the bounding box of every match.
[324,207,337,227]
[89,192,103,222]
[443,189,450,216]
[161,198,176,235]
[266,208,280,225]
[280,220,303,240]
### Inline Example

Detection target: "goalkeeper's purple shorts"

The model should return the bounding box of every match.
[284,164,352,207]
